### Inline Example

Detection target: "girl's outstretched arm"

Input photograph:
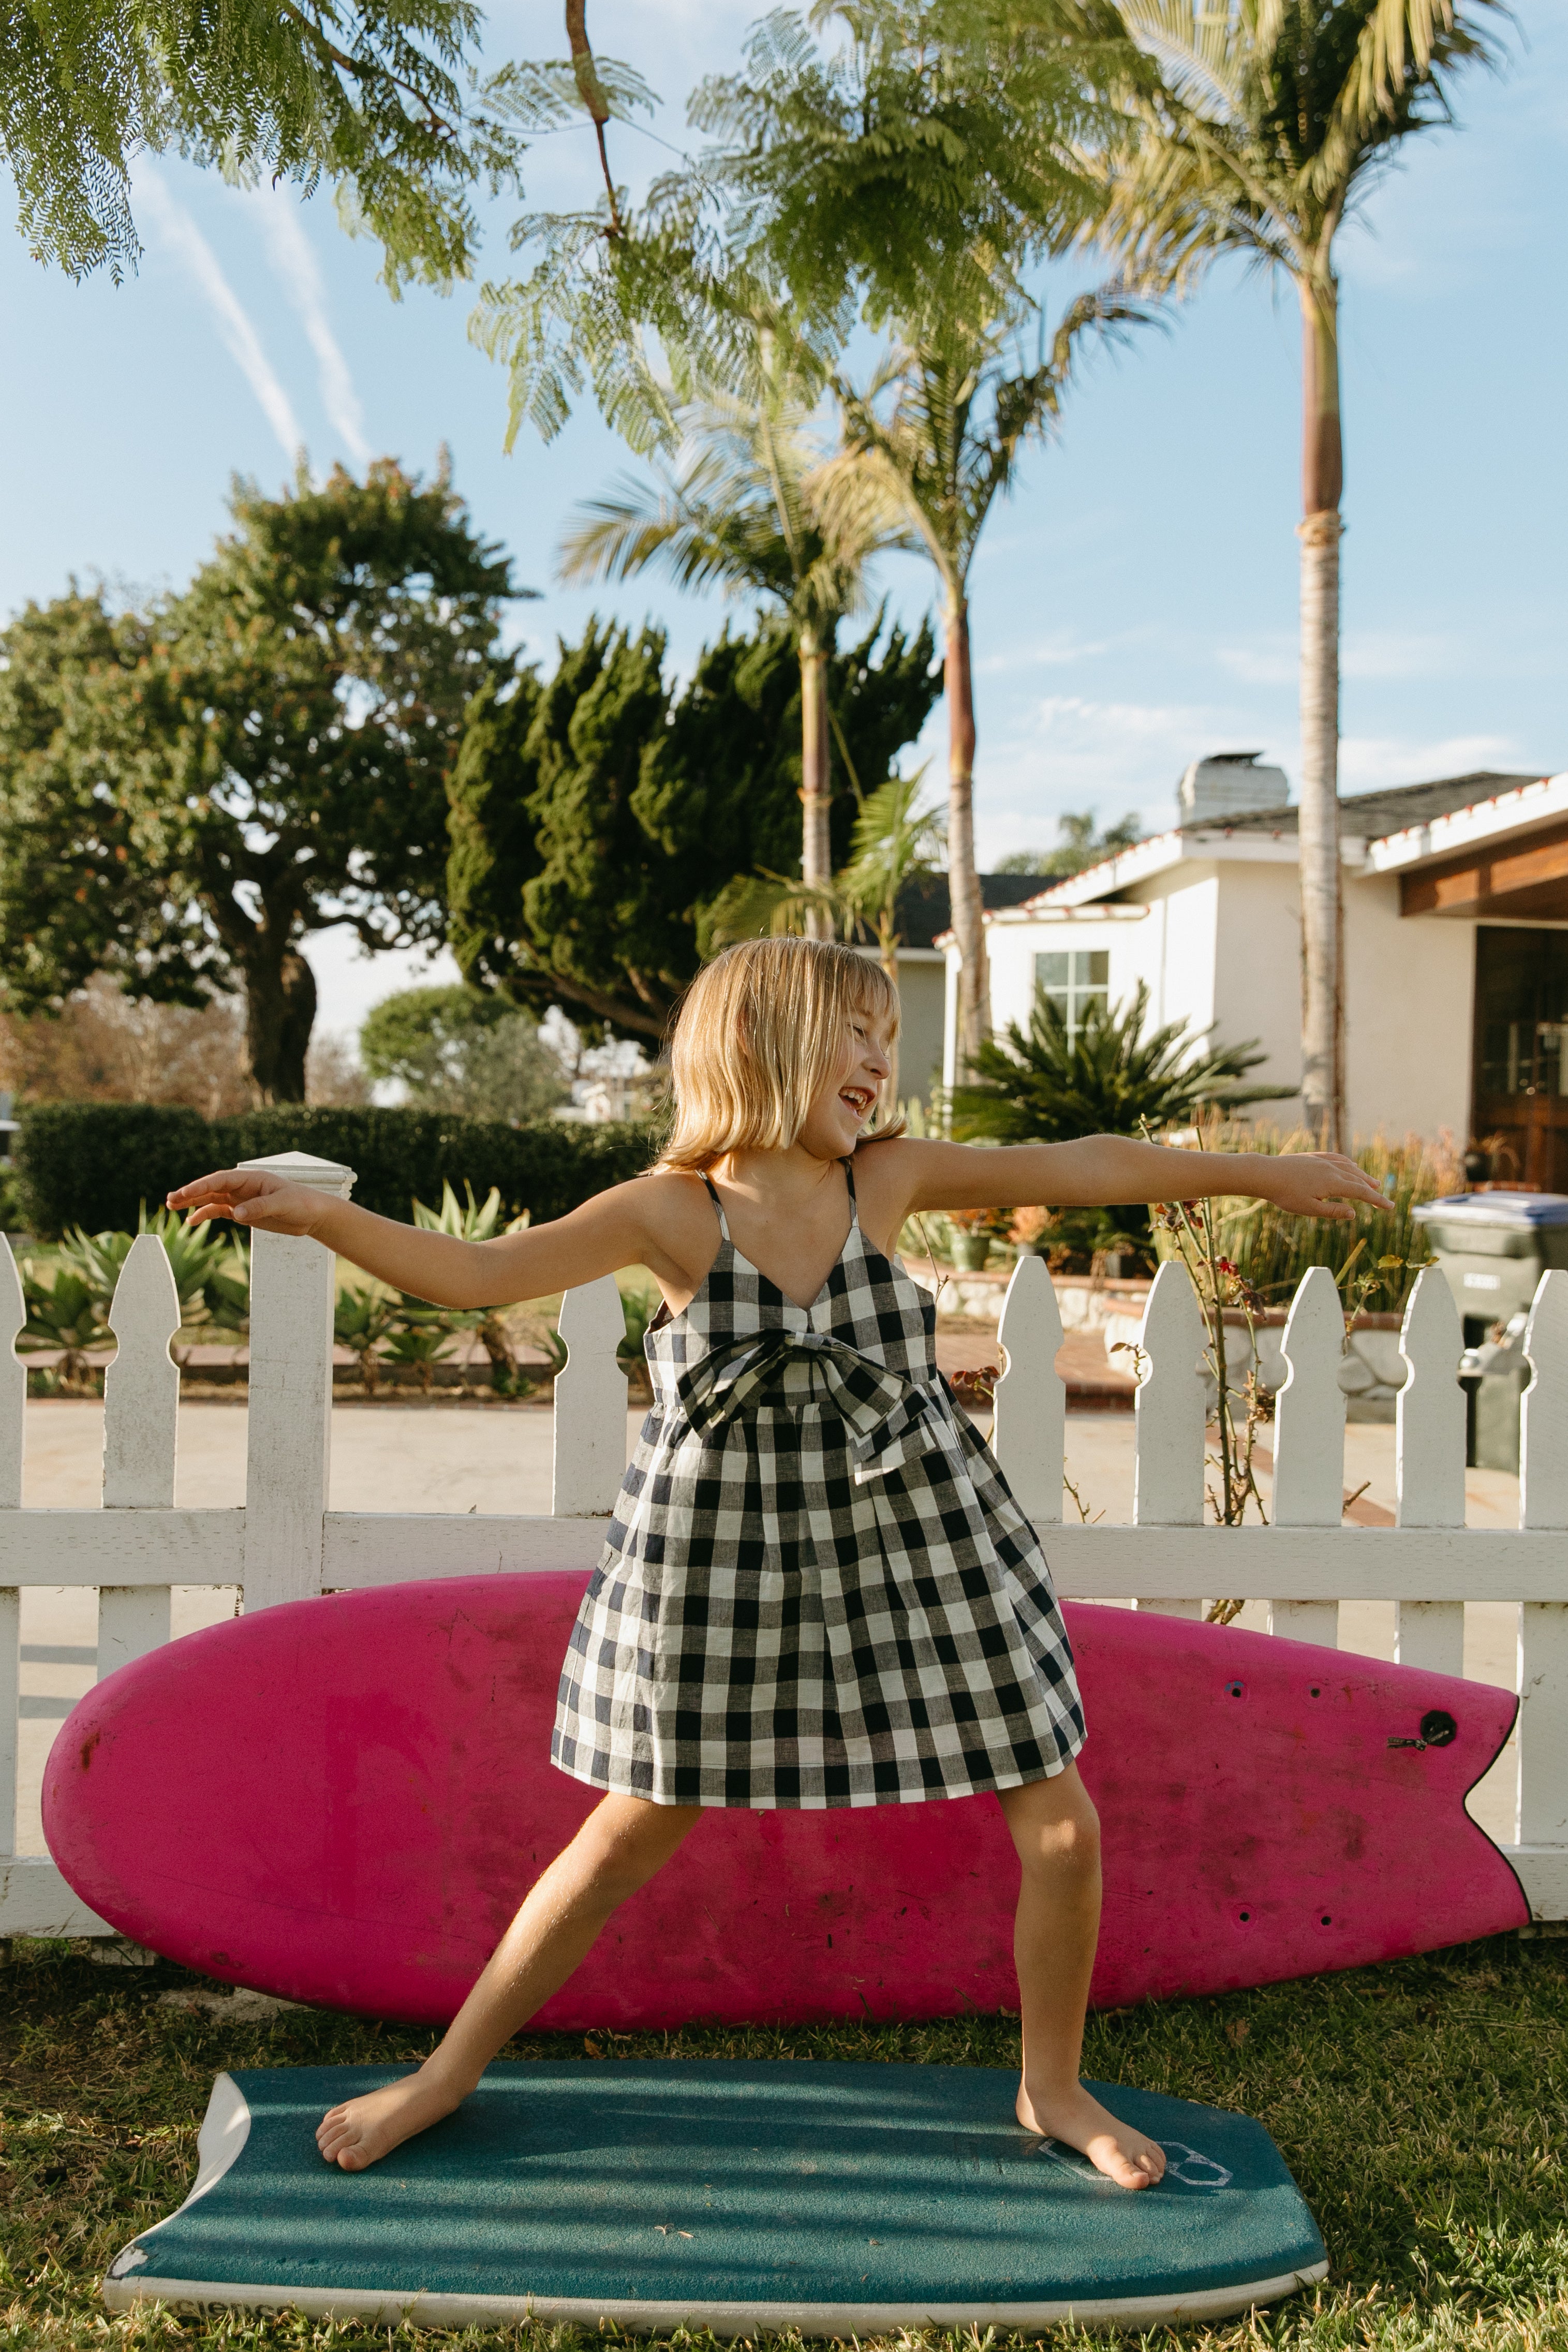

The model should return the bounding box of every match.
[165,1167,690,1310]
[863,1133,1389,1229]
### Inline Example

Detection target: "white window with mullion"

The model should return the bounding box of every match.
[1034,948,1109,1046]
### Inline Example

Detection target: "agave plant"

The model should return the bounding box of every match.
[17,1260,111,1389]
[411,1181,530,1394]
[617,1285,661,1385]
[57,1206,250,1360]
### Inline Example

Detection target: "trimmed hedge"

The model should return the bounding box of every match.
[13,1103,661,1240]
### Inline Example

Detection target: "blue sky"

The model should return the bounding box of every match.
[2,1,1563,1046]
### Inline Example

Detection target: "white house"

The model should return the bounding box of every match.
[939,753,1568,1185]
[883,870,1044,1106]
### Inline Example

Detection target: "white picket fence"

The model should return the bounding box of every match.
[3,1147,1567,1944]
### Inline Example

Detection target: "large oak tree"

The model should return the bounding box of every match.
[0,461,516,1100]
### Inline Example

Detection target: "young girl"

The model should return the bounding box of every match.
[170,938,1384,2192]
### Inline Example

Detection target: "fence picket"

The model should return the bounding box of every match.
[103,1236,180,1510]
[553,1278,629,1517]
[993,1255,1064,1528]
[0,1242,21,1865]
[1519,1269,1568,1848]
[0,1239,25,1511]
[242,1151,356,1612]
[97,1235,183,1677]
[0,1585,16,1859]
[1269,1266,1347,1645]
[1133,1261,1206,1617]
[1394,1265,1466,1675]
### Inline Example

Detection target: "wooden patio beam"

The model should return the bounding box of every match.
[1401,817,1568,917]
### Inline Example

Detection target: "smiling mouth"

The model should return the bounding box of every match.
[840,1087,875,1118]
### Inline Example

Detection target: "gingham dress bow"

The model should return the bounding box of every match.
[674,1327,960,1486]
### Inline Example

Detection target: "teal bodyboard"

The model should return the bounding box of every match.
[105,2062,1327,2331]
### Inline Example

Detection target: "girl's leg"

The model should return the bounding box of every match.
[317,1792,702,2171]
[997,1765,1166,2191]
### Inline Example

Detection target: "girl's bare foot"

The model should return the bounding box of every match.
[316,2069,467,2171]
[1018,2081,1167,2191]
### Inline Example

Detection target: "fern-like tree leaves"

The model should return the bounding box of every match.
[3,0,552,285]
[690,2,1115,329]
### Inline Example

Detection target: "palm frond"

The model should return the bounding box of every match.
[556,313,909,635]
[1090,0,1504,288]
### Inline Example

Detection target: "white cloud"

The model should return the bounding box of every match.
[1032,692,1220,745]
[305,927,463,1040]
[136,171,302,462]
[1338,732,1526,789]
[975,631,1113,676]
[1218,627,1464,687]
[1339,628,1460,683]
[1216,640,1296,687]
[250,192,373,469]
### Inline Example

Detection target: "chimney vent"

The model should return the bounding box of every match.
[1177,751,1290,825]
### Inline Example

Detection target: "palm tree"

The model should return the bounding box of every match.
[557,329,900,929]
[1088,0,1502,1145]
[819,288,1146,1072]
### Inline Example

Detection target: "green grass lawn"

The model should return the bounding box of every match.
[3,1933,1566,2352]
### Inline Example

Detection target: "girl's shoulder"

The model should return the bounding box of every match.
[850,1132,927,1224]
[599,1166,717,1240]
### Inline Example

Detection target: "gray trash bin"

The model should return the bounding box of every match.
[1411,1191,1568,1471]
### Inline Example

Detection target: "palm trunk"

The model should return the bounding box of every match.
[945,589,989,1076]
[879,921,901,1117]
[798,630,834,940]
[1297,272,1345,1150]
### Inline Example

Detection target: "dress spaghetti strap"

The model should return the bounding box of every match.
[701,1172,731,1241]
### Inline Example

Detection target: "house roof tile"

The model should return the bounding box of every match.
[893,872,1043,949]
[1193,771,1545,839]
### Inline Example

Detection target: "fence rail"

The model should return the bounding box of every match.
[4,1149,1566,1943]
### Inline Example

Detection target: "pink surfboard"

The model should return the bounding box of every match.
[44,1576,1526,2026]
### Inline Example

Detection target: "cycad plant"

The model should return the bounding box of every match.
[334,1285,402,1399]
[558,327,899,914]
[1089,0,1502,1143]
[952,980,1293,1256]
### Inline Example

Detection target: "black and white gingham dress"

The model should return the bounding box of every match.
[552,1164,1085,1808]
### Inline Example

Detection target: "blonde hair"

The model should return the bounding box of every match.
[659,938,903,1172]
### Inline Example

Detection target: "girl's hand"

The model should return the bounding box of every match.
[1260,1152,1389,1221]
[167,1168,325,1238]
